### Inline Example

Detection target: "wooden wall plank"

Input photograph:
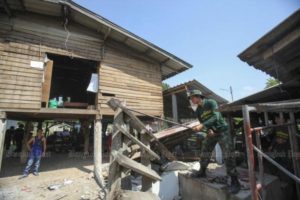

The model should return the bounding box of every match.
[99,46,163,116]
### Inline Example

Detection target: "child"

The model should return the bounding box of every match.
[21,129,46,177]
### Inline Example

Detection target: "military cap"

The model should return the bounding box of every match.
[188,89,205,99]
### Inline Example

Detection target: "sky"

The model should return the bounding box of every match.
[74,0,300,101]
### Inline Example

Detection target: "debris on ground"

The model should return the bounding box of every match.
[48,179,73,191]
[0,161,105,200]
[48,184,62,191]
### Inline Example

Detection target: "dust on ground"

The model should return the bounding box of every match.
[0,152,109,200]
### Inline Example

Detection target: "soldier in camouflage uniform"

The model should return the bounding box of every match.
[189,90,241,194]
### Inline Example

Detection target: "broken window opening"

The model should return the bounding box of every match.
[42,54,99,109]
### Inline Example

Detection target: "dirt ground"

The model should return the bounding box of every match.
[0,152,109,200]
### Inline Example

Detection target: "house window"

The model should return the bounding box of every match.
[42,54,99,109]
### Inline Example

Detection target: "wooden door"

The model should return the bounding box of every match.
[41,60,53,107]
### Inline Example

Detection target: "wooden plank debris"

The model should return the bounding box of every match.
[111,151,161,181]
[115,124,160,160]
[154,120,199,140]
[107,98,176,161]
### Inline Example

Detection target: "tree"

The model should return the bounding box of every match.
[265,78,280,89]
[162,83,170,91]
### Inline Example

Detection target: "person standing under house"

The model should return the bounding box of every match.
[5,126,15,150]
[189,90,241,194]
[14,124,25,153]
[21,129,46,177]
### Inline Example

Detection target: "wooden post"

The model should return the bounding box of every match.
[255,131,264,187]
[141,132,152,191]
[288,112,300,197]
[242,105,258,200]
[0,111,7,172]
[172,94,178,122]
[82,120,90,156]
[107,109,124,200]
[264,112,269,126]
[94,115,103,185]
[20,122,33,164]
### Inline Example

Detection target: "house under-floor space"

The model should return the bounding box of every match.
[0,109,111,182]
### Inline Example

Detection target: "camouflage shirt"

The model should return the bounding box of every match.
[196,98,228,133]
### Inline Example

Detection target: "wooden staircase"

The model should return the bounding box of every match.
[106,98,176,200]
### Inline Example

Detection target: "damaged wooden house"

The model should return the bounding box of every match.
[0,0,192,183]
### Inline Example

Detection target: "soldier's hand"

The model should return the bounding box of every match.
[192,124,202,132]
[207,129,216,137]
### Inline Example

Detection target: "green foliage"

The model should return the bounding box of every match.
[162,83,170,91]
[265,78,280,89]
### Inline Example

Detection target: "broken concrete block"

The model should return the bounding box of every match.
[152,171,179,200]
[162,161,190,172]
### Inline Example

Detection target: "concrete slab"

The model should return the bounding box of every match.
[120,190,160,200]
[179,170,283,200]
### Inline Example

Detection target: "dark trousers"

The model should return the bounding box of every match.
[200,130,238,176]
[15,140,22,152]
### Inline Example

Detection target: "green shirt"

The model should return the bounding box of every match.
[196,99,228,133]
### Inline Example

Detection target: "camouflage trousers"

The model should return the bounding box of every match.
[200,130,238,176]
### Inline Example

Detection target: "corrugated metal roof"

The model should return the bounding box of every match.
[164,79,228,104]
[238,9,300,83]
[221,80,300,111]
[0,0,192,80]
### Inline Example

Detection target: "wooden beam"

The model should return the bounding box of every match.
[94,115,103,186]
[115,124,160,160]
[82,120,90,156]
[0,111,7,172]
[111,150,161,181]
[104,27,111,41]
[20,122,33,163]
[264,111,269,126]
[141,132,152,191]
[160,58,170,66]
